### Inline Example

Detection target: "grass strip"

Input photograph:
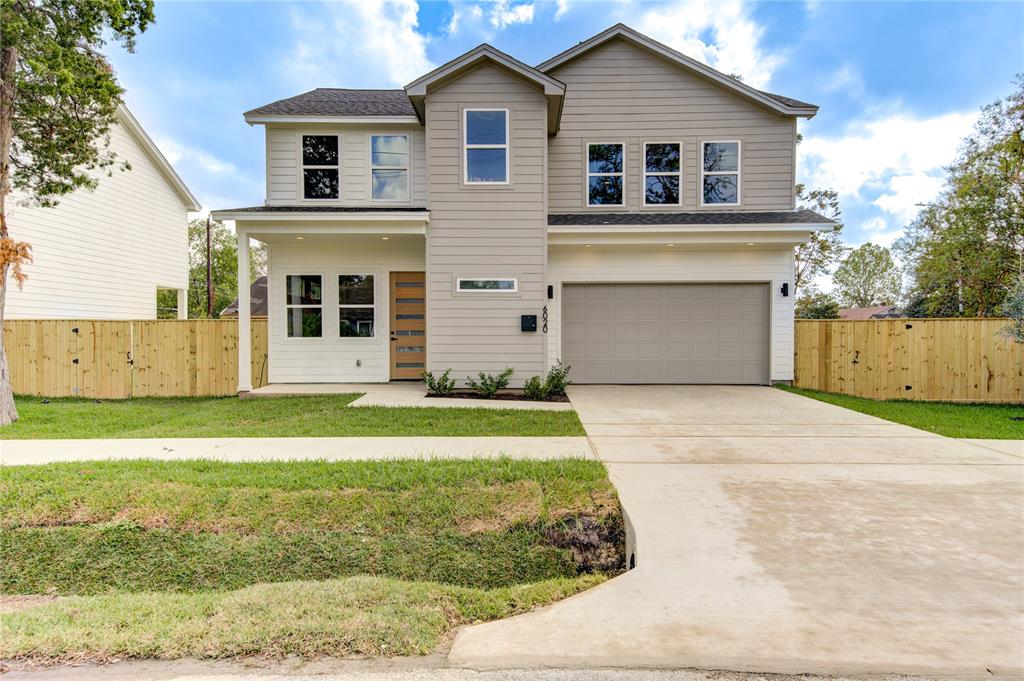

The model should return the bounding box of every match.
[0,574,604,663]
[1,395,585,439]
[779,386,1024,439]
[1,525,585,593]
[1,459,623,594]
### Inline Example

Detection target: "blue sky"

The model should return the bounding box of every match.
[108,0,1023,253]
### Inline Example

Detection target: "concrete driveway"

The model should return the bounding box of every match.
[450,386,1024,679]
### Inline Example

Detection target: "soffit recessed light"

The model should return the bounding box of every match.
[667,243,676,247]
[295,236,304,240]
[747,242,755,246]
[585,244,592,247]
[381,236,390,240]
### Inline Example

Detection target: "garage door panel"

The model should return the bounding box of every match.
[563,283,768,385]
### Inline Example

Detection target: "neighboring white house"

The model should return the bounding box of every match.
[5,106,200,319]
[214,24,837,391]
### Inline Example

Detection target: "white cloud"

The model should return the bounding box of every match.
[155,136,238,176]
[800,110,975,229]
[554,0,571,19]
[490,0,535,29]
[629,0,784,89]
[285,0,432,89]
[857,215,903,248]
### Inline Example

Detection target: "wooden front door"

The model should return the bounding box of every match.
[389,272,426,380]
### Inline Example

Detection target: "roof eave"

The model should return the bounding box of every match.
[243,114,421,125]
[404,44,565,133]
[116,106,202,211]
[537,23,818,118]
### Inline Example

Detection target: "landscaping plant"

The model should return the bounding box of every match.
[465,368,514,398]
[523,375,547,401]
[422,368,456,396]
[543,360,572,396]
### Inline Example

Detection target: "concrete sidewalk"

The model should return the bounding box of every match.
[0,436,594,465]
[450,385,1024,679]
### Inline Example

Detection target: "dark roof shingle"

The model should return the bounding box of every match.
[245,89,416,117]
[215,205,428,214]
[548,209,836,226]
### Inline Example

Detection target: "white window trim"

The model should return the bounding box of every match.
[284,273,325,340]
[457,277,518,293]
[700,139,741,207]
[642,141,683,207]
[299,133,341,201]
[368,132,411,202]
[464,108,510,185]
[586,142,625,207]
[338,274,377,339]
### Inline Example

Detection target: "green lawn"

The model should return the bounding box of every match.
[780,386,1024,439]
[0,458,622,664]
[0,395,585,439]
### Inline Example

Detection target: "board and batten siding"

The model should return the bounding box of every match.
[424,64,548,386]
[546,245,796,381]
[264,237,425,383]
[5,122,189,319]
[266,124,427,206]
[546,37,797,213]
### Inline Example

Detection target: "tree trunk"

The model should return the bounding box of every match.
[0,44,20,424]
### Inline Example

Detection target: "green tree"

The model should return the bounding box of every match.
[0,0,155,424]
[156,219,266,319]
[833,243,902,308]
[795,289,840,319]
[999,275,1024,343]
[896,76,1024,317]
[794,184,846,296]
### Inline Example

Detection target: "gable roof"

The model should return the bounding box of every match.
[838,305,900,320]
[244,89,417,121]
[116,107,201,211]
[221,276,268,318]
[404,44,566,134]
[537,24,818,118]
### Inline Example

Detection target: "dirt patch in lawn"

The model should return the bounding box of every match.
[0,595,61,614]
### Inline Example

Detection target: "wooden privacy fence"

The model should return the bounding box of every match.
[794,319,1023,403]
[4,319,269,399]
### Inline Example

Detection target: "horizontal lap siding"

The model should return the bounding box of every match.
[5,123,189,319]
[425,65,548,386]
[267,125,427,206]
[547,38,796,213]
[547,246,795,381]
[266,239,425,383]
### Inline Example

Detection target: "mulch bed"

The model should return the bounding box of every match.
[424,392,570,403]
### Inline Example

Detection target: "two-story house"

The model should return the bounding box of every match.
[212,24,836,392]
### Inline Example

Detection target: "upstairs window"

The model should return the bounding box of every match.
[302,135,340,200]
[587,143,624,206]
[464,109,508,183]
[338,275,375,337]
[285,275,323,338]
[371,135,409,201]
[643,142,682,206]
[702,141,740,205]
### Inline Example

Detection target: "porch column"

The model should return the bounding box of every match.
[176,288,188,320]
[237,229,252,393]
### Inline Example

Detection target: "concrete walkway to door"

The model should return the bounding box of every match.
[449,385,1024,679]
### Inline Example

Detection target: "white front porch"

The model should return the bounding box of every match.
[225,213,428,392]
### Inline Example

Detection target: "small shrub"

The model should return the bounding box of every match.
[465,368,514,398]
[523,375,547,401]
[543,360,572,396]
[422,369,456,396]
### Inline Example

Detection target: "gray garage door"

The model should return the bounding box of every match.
[562,283,769,384]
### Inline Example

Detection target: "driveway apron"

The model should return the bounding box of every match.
[449,385,1024,679]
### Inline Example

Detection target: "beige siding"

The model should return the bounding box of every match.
[547,38,797,213]
[264,236,425,383]
[425,64,548,386]
[6,122,189,319]
[547,245,796,381]
[266,124,427,206]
